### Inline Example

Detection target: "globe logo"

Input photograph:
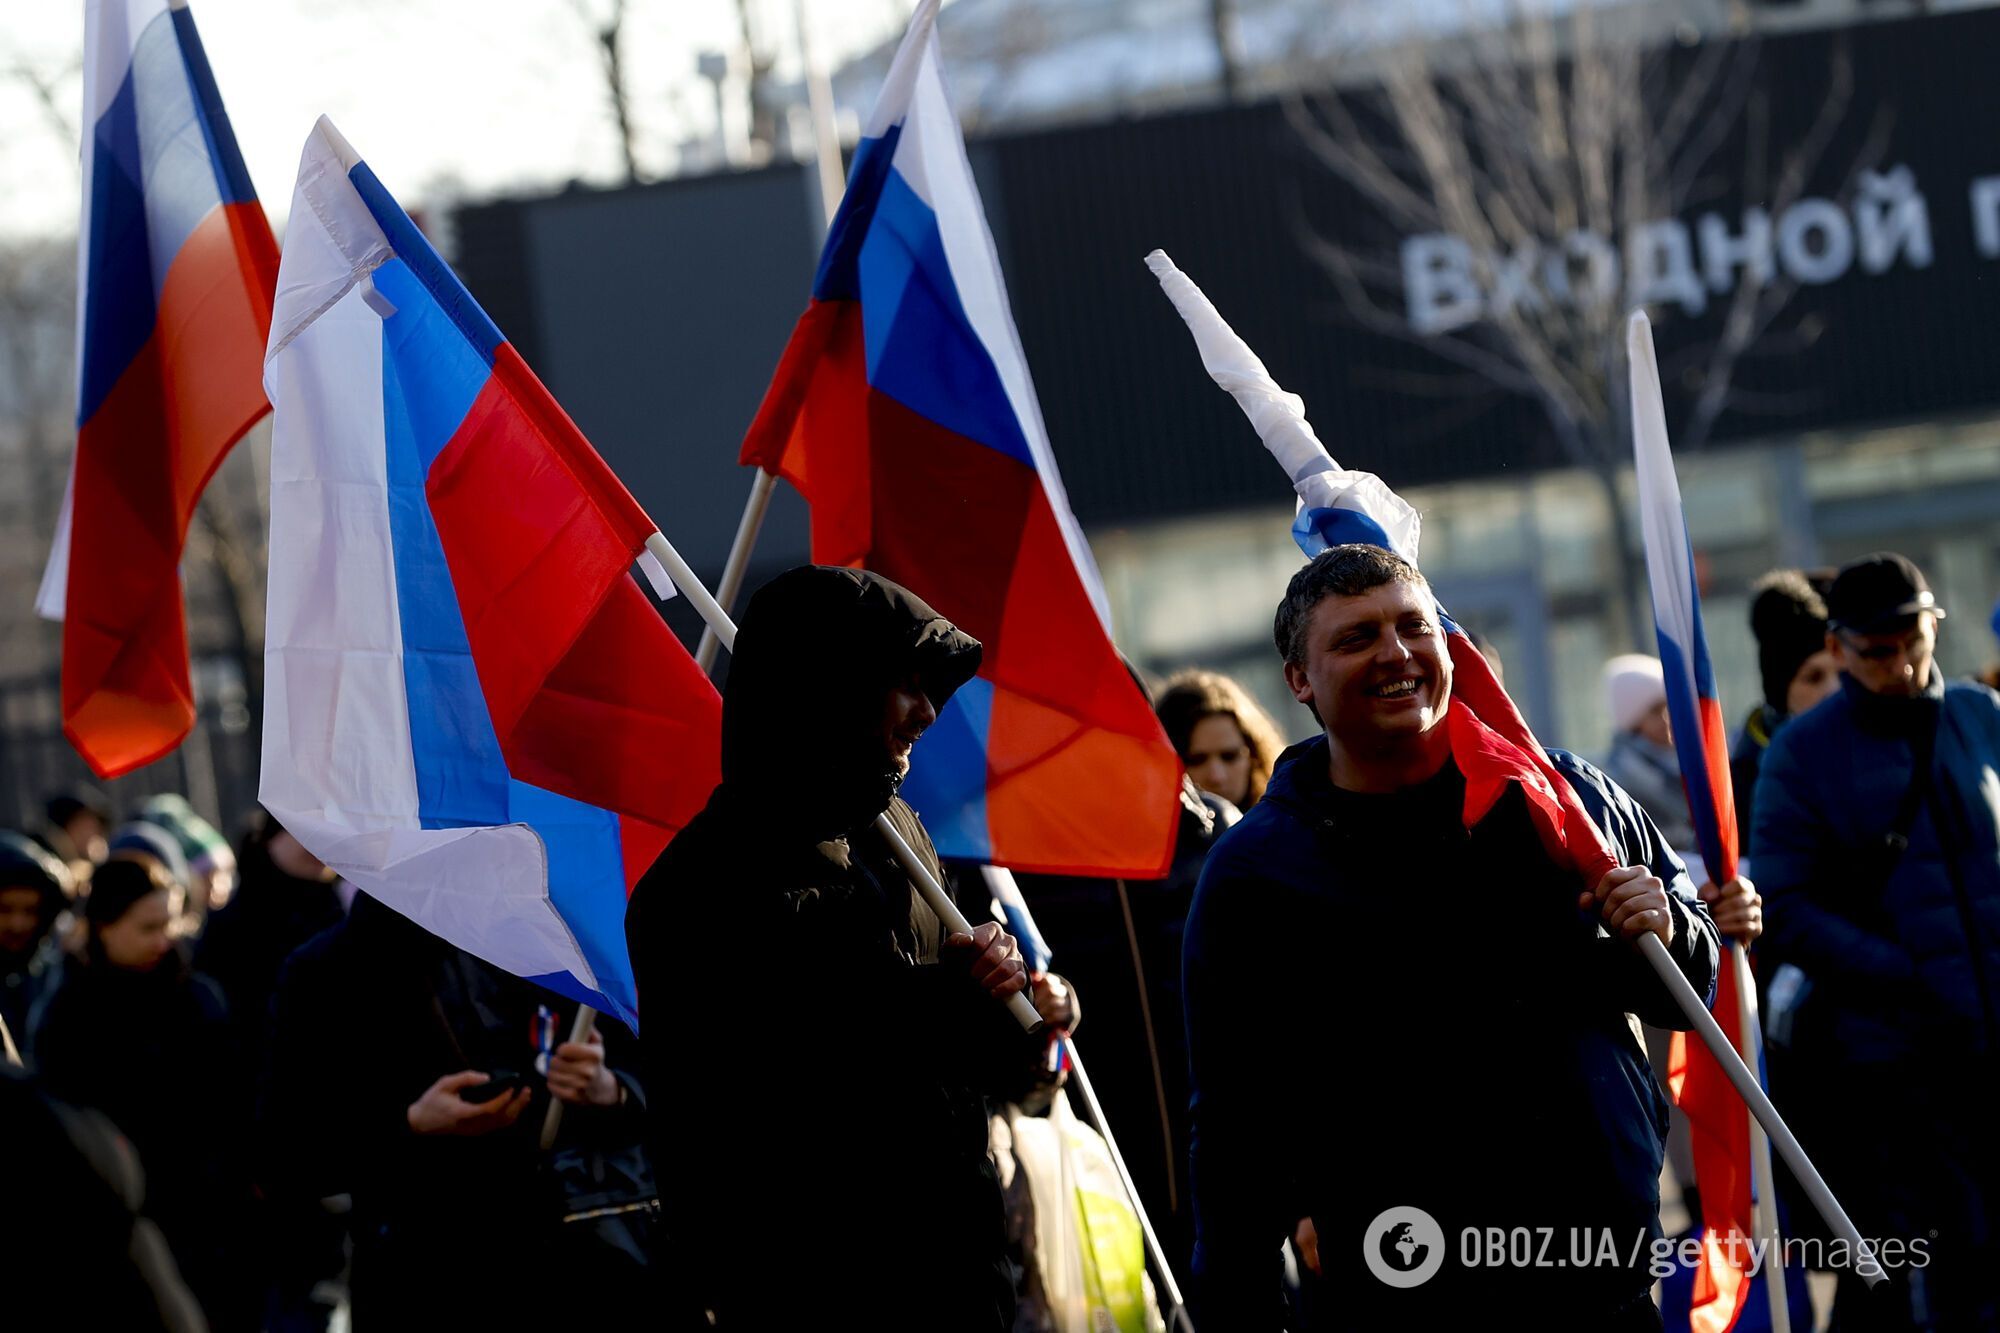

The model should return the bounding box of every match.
[1362,1206,1446,1288]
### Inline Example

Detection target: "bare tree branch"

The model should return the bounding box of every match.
[1287,2,1875,644]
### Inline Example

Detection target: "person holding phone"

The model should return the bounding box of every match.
[262,891,656,1327]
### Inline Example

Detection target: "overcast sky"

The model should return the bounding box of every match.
[0,0,914,240]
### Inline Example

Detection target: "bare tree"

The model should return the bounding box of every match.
[1210,0,1244,103]
[0,237,77,680]
[567,0,642,184]
[735,0,781,160]
[1286,1,1885,646]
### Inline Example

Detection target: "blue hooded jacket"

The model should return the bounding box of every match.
[1183,734,1719,1324]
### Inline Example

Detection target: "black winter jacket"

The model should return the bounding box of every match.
[1183,736,1719,1327]
[29,946,251,1327]
[627,566,1035,1331]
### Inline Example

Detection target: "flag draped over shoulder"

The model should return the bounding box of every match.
[1631,312,1768,1333]
[1147,250,1617,886]
[739,0,1179,879]
[258,118,721,1029]
[39,0,279,777]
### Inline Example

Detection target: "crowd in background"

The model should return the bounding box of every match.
[2,548,1996,1330]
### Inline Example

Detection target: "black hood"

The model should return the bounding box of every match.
[722,566,981,838]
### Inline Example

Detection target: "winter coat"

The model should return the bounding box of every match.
[28,945,251,1328]
[193,836,344,1049]
[627,566,1035,1331]
[1603,728,1698,855]
[1730,702,1783,857]
[1754,670,2000,1065]
[1183,735,1719,1327]
[261,893,655,1327]
[1752,670,2000,1321]
[0,1062,206,1331]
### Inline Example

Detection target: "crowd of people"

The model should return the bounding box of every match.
[2,545,1996,1330]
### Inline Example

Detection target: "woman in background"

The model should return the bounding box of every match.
[1155,668,1288,812]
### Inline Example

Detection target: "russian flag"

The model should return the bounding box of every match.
[740,0,1179,879]
[258,119,722,1029]
[1630,311,1786,1333]
[38,0,280,778]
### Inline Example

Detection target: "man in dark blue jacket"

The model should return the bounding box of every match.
[1184,545,1721,1328]
[1753,552,2000,1328]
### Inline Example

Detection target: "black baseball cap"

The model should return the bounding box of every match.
[1826,552,1945,634]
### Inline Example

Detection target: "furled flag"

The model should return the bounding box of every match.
[1147,250,1619,883]
[38,0,279,777]
[1630,312,1799,1333]
[258,118,721,1029]
[738,0,1179,879]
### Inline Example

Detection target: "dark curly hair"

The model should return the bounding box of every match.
[1273,545,1429,668]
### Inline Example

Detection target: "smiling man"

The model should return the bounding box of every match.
[1752,552,2000,1327]
[1183,544,1719,1327]
[626,565,1035,1330]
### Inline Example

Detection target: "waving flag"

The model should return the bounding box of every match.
[1630,313,1799,1333]
[259,118,721,1028]
[739,0,1178,879]
[38,0,279,777]
[1147,250,1618,884]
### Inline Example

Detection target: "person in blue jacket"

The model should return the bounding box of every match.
[1752,551,2000,1329]
[1183,544,1722,1328]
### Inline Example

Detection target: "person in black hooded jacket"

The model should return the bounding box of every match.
[626,565,1036,1331]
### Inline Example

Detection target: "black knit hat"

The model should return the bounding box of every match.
[1749,571,1829,714]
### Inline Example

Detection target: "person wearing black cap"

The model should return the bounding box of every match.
[1752,551,2000,1327]
[626,566,1038,1330]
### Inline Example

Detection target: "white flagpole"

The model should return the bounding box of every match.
[1735,945,1792,1332]
[1636,933,1882,1286]
[692,468,777,673]
[642,531,1043,1034]
[1063,1039,1194,1330]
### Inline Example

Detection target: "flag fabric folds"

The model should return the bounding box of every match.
[739,0,1179,880]
[259,118,721,1028]
[1147,250,1618,886]
[1630,312,1764,1333]
[39,0,279,777]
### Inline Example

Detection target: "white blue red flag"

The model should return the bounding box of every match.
[39,0,279,777]
[1148,251,1619,884]
[258,119,722,1028]
[1630,310,1786,1333]
[738,0,1180,880]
